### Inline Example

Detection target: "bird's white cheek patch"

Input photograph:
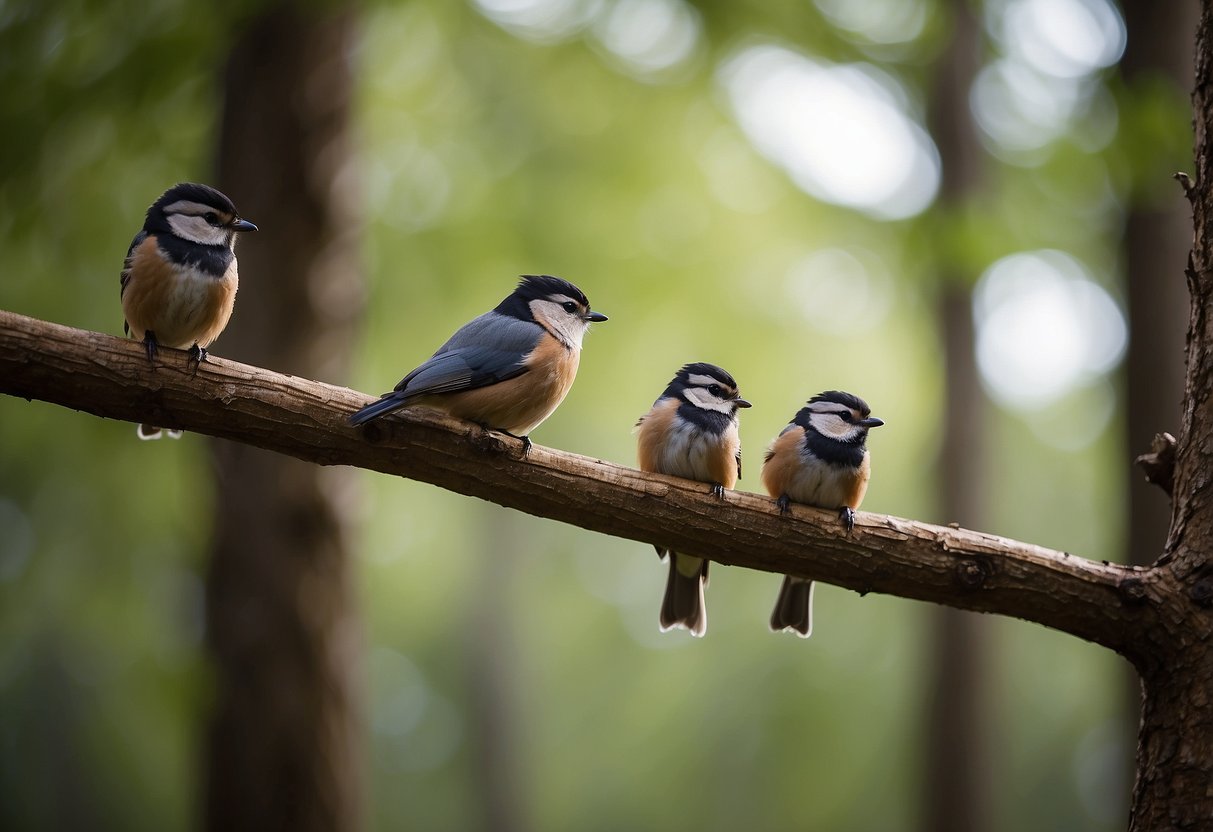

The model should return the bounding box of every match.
[167,214,229,247]
[809,413,861,440]
[531,299,589,349]
[683,387,732,413]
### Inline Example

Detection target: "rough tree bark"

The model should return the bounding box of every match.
[923,1,993,829]
[1119,0,1199,812]
[203,4,364,831]
[1124,4,1213,827]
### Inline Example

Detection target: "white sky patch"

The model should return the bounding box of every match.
[591,0,701,80]
[719,45,940,220]
[974,250,1126,410]
[785,247,893,334]
[472,0,603,43]
[974,0,1124,157]
[995,0,1125,79]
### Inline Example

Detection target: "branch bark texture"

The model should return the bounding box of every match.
[0,309,1154,661]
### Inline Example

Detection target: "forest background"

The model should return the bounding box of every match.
[0,0,1197,830]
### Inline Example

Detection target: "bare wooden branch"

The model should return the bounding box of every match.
[1175,170,1196,201]
[1134,432,1178,497]
[0,308,1160,660]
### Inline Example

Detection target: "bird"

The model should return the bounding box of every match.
[349,275,608,451]
[120,182,257,439]
[763,390,883,638]
[635,363,751,637]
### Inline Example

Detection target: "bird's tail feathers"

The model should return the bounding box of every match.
[659,553,709,637]
[137,424,182,440]
[769,575,814,638]
[349,393,407,427]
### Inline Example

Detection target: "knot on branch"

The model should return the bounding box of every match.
[355,420,388,445]
[1189,578,1213,609]
[955,556,991,590]
[1135,432,1177,497]
[1117,576,1149,606]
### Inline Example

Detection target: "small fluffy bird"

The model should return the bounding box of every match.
[349,275,607,448]
[763,391,883,638]
[120,182,257,439]
[636,363,751,637]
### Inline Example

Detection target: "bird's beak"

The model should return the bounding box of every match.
[231,218,258,232]
[859,417,884,428]
[586,312,609,322]
[734,398,752,408]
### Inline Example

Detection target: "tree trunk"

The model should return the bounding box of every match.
[203,4,364,831]
[465,507,530,832]
[1128,5,1213,827]
[1119,0,1199,813]
[922,2,992,829]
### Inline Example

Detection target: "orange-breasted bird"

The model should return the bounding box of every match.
[349,275,607,451]
[635,363,751,637]
[763,390,883,637]
[120,182,256,439]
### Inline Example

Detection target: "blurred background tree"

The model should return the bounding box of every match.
[0,0,1196,830]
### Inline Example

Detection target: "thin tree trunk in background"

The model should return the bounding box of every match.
[922,2,992,830]
[204,4,364,831]
[466,507,530,832]
[1119,0,1198,807]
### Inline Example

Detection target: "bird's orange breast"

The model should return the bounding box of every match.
[637,397,740,488]
[122,236,238,349]
[434,334,580,435]
[762,428,871,510]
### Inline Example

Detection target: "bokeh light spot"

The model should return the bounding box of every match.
[814,0,928,46]
[974,250,1125,409]
[472,0,603,43]
[719,45,940,220]
[999,0,1125,79]
[592,0,701,80]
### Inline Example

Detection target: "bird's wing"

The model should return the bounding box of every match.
[120,230,148,300]
[120,230,149,335]
[393,313,542,397]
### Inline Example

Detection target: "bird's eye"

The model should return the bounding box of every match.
[708,384,722,396]
[562,301,578,313]
[839,412,853,421]
[204,212,220,226]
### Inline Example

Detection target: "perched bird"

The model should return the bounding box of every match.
[763,390,883,638]
[120,183,257,439]
[636,363,751,637]
[350,275,607,449]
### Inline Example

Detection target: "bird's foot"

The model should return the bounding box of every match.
[710,482,725,499]
[494,428,532,457]
[186,343,208,376]
[839,506,856,533]
[142,331,160,366]
[776,494,791,516]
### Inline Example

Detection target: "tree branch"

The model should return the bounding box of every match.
[0,308,1154,659]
